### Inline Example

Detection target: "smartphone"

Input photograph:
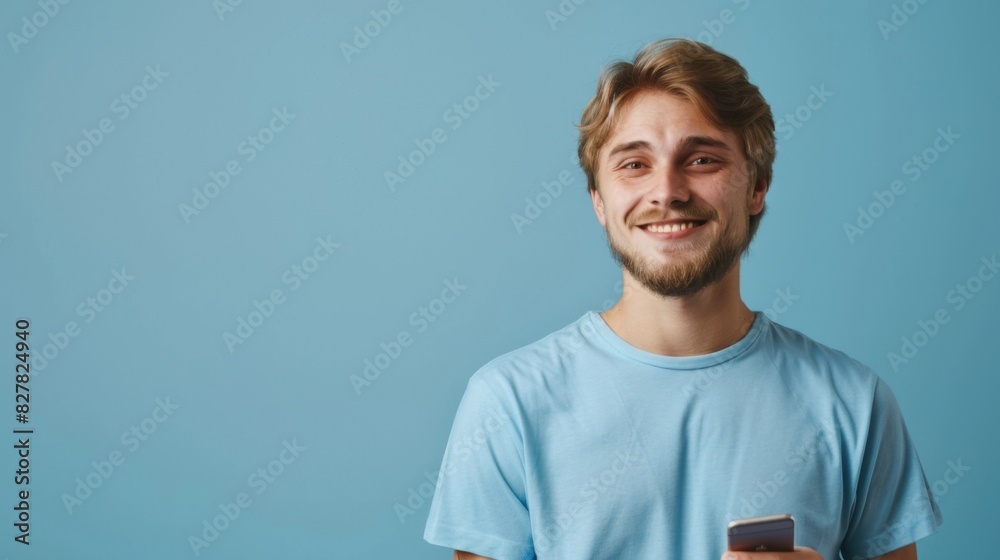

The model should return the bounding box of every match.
[727,514,794,552]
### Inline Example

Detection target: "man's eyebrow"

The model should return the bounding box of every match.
[605,140,652,160]
[605,135,734,161]
[677,135,734,153]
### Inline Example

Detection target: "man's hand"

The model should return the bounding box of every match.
[722,546,823,560]
[722,542,916,560]
[454,551,493,560]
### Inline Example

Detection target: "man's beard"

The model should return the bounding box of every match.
[604,205,752,298]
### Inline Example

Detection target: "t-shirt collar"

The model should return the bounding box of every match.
[585,309,768,370]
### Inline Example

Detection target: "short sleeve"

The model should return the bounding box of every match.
[840,376,943,559]
[423,376,534,560]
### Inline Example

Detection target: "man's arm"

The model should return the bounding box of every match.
[870,542,916,560]
[454,551,494,560]
[425,378,532,559]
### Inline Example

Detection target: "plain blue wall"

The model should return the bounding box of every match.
[1,1,996,557]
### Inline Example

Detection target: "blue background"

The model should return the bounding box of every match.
[1,0,996,558]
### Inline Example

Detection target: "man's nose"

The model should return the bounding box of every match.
[647,166,690,205]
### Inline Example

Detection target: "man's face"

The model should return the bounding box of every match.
[591,90,767,298]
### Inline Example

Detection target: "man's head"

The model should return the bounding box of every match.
[577,38,776,297]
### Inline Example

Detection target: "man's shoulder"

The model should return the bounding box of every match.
[762,315,881,388]
[468,311,596,388]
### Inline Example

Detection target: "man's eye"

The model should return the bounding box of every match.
[691,157,715,165]
[623,161,644,170]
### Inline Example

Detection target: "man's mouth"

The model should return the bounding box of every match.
[639,220,707,233]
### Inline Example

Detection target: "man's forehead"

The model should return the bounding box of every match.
[601,93,740,158]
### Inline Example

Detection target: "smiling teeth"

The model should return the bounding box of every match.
[645,222,698,233]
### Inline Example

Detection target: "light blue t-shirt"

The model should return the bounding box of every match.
[424,310,943,560]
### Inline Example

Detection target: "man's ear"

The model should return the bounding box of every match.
[748,175,769,216]
[590,186,607,227]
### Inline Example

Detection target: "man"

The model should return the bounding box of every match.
[423,38,942,560]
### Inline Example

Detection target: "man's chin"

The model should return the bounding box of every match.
[635,273,713,298]
[618,247,745,297]
[618,258,708,296]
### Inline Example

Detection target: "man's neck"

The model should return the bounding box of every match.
[599,265,755,357]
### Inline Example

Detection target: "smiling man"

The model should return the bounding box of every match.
[424,38,942,560]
